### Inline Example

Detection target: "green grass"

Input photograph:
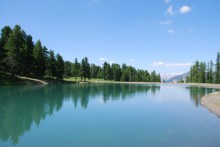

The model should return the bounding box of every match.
[64,77,82,82]
[64,77,116,83]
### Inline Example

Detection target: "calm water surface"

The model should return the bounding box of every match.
[0,84,220,147]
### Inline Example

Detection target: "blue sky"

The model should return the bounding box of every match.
[1,0,220,79]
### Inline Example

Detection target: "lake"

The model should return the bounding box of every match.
[0,83,220,147]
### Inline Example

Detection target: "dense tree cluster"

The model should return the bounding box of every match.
[88,62,161,82]
[0,25,65,79]
[0,25,161,82]
[186,52,220,84]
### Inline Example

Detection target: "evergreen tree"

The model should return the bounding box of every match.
[191,61,199,83]
[121,64,129,81]
[128,66,136,82]
[150,71,157,82]
[90,64,100,79]
[72,58,80,81]
[206,61,214,83]
[55,54,64,79]
[23,35,34,75]
[64,61,72,77]
[198,62,206,83]
[97,67,103,79]
[145,70,151,82]
[47,50,56,77]
[0,26,12,69]
[156,73,161,82]
[80,57,90,81]
[103,62,112,80]
[33,40,47,78]
[5,25,26,76]
[215,52,220,84]
[85,57,90,80]
[186,76,190,83]
[112,63,122,81]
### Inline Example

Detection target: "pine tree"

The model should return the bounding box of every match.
[47,50,56,78]
[103,62,112,80]
[5,25,26,76]
[198,62,206,83]
[112,63,122,81]
[80,57,90,81]
[72,58,80,81]
[0,26,12,69]
[191,61,199,83]
[150,71,157,82]
[64,61,72,77]
[90,64,100,79]
[84,57,90,80]
[55,54,64,79]
[19,34,34,76]
[33,40,48,78]
[215,52,220,84]
[206,61,214,83]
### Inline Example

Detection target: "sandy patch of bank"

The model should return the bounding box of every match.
[201,91,220,116]
[16,75,48,85]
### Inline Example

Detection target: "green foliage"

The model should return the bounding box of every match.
[55,54,64,79]
[206,61,214,83]
[112,63,122,81]
[90,64,100,79]
[23,35,34,75]
[72,58,80,81]
[0,26,12,69]
[103,62,112,80]
[64,61,71,77]
[5,25,26,76]
[47,50,56,77]
[216,52,220,84]
[33,41,47,78]
[187,52,220,84]
[80,57,90,81]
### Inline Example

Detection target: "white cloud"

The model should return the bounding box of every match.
[180,6,192,14]
[160,20,172,25]
[164,0,171,4]
[166,6,174,15]
[130,58,135,61]
[151,62,192,67]
[99,57,106,61]
[168,29,175,34]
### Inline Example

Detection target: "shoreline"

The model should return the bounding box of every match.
[189,83,220,117]
[201,91,220,117]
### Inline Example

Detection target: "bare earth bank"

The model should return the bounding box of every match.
[191,83,220,117]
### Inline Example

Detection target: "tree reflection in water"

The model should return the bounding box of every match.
[187,86,218,106]
[0,84,160,144]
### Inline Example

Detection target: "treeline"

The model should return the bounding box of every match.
[186,52,220,84]
[65,61,161,82]
[0,25,161,82]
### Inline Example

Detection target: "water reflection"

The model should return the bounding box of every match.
[187,86,218,106]
[0,84,160,144]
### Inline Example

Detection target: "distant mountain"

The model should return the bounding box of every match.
[166,72,190,82]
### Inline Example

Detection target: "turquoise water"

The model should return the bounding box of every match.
[0,84,220,147]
